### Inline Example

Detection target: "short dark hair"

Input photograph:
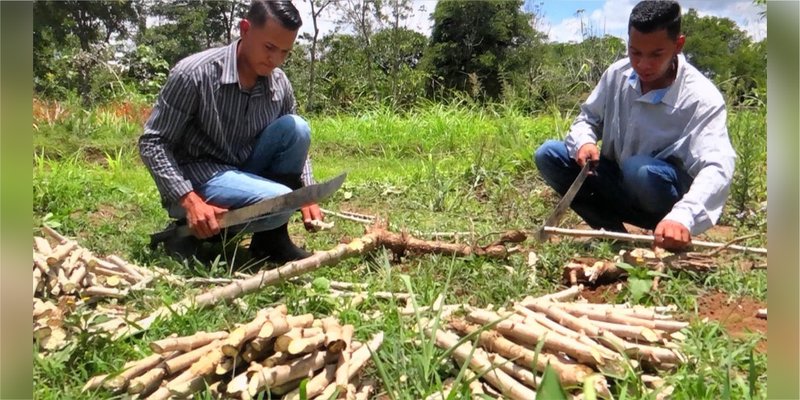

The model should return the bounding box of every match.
[247,0,303,31]
[628,0,681,40]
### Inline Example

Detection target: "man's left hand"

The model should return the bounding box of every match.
[300,203,325,232]
[654,219,691,250]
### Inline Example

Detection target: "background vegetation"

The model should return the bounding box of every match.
[33,0,766,112]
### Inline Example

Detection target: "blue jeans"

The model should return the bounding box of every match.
[533,140,692,231]
[168,114,311,234]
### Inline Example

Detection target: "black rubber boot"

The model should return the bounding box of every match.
[248,173,311,263]
[249,223,311,263]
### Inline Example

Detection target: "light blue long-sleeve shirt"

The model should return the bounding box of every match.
[564,54,737,235]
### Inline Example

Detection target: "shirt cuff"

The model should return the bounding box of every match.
[662,207,711,236]
[163,180,194,204]
[566,136,596,160]
[301,158,315,186]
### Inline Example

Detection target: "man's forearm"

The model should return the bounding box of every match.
[139,135,194,203]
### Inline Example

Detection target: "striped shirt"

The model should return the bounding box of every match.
[138,40,314,206]
[565,54,736,235]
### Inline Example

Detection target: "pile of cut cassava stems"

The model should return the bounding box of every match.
[33,226,157,299]
[84,304,383,400]
[33,226,175,352]
[428,285,686,399]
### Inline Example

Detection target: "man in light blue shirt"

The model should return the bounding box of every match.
[534,0,736,250]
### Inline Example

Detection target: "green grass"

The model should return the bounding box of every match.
[32,99,767,399]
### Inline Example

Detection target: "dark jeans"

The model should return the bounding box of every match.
[533,140,692,232]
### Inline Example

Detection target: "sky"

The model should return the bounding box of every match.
[292,0,767,44]
[533,0,767,43]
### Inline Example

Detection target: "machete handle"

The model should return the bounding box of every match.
[148,220,186,250]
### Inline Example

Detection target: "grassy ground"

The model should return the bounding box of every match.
[32,99,767,399]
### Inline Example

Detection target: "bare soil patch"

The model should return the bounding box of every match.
[580,283,622,304]
[580,285,767,353]
[694,291,767,353]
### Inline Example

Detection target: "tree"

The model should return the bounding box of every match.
[314,34,373,111]
[383,0,415,98]
[332,0,385,100]
[422,0,538,100]
[33,0,138,103]
[33,0,137,52]
[681,9,765,103]
[371,28,429,107]
[682,9,748,81]
[141,0,248,67]
[301,0,336,113]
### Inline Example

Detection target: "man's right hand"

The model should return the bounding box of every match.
[575,143,600,168]
[179,191,227,239]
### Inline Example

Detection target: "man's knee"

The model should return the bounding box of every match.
[534,140,566,168]
[274,114,311,145]
[621,155,665,187]
[621,155,677,213]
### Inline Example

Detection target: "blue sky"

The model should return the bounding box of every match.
[530,0,767,43]
[294,0,767,44]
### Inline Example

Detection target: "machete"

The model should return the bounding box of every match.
[536,160,597,241]
[149,172,347,249]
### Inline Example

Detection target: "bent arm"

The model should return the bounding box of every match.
[663,104,736,235]
[565,71,610,159]
[138,71,199,203]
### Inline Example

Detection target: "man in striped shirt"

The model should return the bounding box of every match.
[139,1,321,263]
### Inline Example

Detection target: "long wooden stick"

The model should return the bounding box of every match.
[320,208,376,224]
[542,227,766,255]
[113,233,382,340]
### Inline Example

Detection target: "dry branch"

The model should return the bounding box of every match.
[371,226,523,259]
[127,367,166,395]
[164,339,222,375]
[246,350,335,397]
[320,208,376,224]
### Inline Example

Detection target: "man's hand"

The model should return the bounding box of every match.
[301,203,325,232]
[180,191,227,239]
[575,143,600,168]
[654,219,691,250]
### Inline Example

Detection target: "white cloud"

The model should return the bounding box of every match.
[541,0,766,43]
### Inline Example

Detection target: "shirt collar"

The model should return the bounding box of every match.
[220,40,240,85]
[624,53,686,107]
[660,53,686,107]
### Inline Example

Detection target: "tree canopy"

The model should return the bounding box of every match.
[32,0,766,112]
